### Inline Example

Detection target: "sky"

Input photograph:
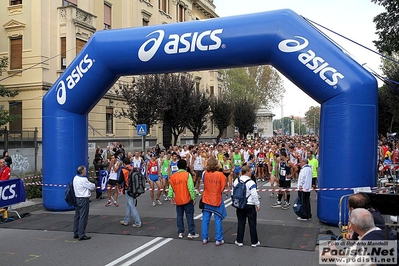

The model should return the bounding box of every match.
[214,0,385,119]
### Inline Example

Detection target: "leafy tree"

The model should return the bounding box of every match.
[222,65,284,109]
[371,0,399,55]
[159,73,196,145]
[305,106,320,135]
[294,117,307,135]
[0,57,20,127]
[186,92,210,144]
[114,75,161,129]
[232,97,257,138]
[210,96,232,143]
[378,52,399,134]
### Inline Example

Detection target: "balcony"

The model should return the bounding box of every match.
[59,5,96,32]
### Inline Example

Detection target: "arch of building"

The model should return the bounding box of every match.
[42,9,377,225]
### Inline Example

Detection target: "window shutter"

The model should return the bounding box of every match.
[104,3,111,29]
[76,38,86,55]
[10,38,22,70]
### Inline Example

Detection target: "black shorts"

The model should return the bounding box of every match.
[108,179,118,187]
[279,179,291,189]
[312,178,318,187]
[223,172,230,178]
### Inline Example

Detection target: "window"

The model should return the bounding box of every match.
[61,37,66,69]
[106,107,113,134]
[76,38,86,55]
[159,0,168,13]
[63,0,77,7]
[178,4,184,22]
[104,2,112,30]
[10,0,22,5]
[9,102,22,132]
[210,86,214,97]
[10,37,22,70]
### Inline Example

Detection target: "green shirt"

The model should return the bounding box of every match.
[308,157,318,178]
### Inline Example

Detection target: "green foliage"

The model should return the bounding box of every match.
[0,56,20,128]
[186,92,210,143]
[305,106,320,134]
[22,171,43,199]
[371,0,399,55]
[222,65,284,109]
[378,52,399,134]
[210,97,232,143]
[232,97,257,138]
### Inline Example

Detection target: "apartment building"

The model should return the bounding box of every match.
[0,0,222,169]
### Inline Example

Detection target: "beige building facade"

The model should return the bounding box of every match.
[0,0,222,162]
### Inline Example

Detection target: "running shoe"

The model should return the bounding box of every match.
[114,202,119,207]
[163,195,169,201]
[196,191,202,196]
[251,241,261,248]
[215,240,225,246]
[156,199,163,205]
[270,193,275,198]
[105,201,112,207]
[187,233,200,239]
[202,238,209,245]
[151,201,156,207]
[120,221,128,226]
[282,202,291,210]
[271,201,281,208]
[297,217,308,221]
[178,233,184,238]
[235,241,243,247]
[132,224,142,228]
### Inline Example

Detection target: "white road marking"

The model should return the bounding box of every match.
[105,237,166,266]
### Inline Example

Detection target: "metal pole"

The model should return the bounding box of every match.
[142,135,146,154]
[34,127,38,172]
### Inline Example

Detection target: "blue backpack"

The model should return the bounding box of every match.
[65,182,76,207]
[231,177,250,209]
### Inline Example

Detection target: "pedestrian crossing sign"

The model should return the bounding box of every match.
[137,124,147,136]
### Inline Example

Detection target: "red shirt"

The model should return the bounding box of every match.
[147,160,159,174]
[0,166,11,181]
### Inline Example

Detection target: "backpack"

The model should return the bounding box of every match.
[65,182,76,207]
[293,196,306,218]
[127,169,146,199]
[231,177,250,209]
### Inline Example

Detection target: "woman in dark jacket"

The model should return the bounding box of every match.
[3,150,12,167]
[93,148,109,200]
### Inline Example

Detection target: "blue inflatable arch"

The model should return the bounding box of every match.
[42,9,377,225]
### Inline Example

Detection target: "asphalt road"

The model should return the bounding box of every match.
[0,181,337,266]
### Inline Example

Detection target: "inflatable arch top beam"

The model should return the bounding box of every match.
[42,9,377,225]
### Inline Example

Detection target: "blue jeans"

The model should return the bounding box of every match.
[73,197,90,238]
[201,211,223,241]
[176,201,195,234]
[123,192,141,226]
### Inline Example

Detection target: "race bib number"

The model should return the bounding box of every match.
[280,169,286,176]
[171,165,178,171]
[223,164,230,170]
[151,166,158,172]
[234,160,241,165]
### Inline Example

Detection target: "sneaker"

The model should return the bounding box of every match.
[202,238,209,245]
[196,191,202,196]
[105,201,112,207]
[156,199,163,205]
[163,195,169,201]
[178,233,184,238]
[271,201,281,208]
[151,201,156,207]
[297,217,309,221]
[270,193,275,198]
[132,224,142,228]
[215,240,225,246]
[282,202,291,210]
[187,233,200,239]
[120,221,128,226]
[235,240,243,247]
[114,202,119,207]
[225,194,229,199]
[258,194,262,199]
[251,241,261,248]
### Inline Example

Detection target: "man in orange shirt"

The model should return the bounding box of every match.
[168,159,199,239]
[201,157,227,246]
[0,158,11,181]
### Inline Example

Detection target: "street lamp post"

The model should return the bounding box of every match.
[299,112,301,135]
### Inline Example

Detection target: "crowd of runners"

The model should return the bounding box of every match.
[92,135,320,209]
